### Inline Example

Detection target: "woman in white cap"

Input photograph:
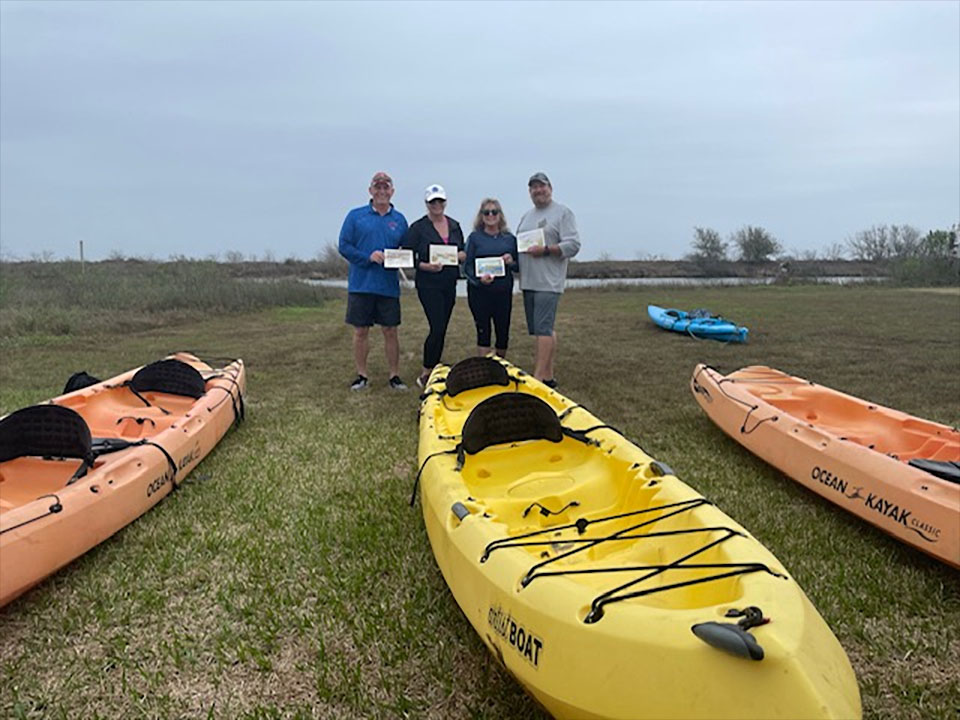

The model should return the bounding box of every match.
[402,184,466,388]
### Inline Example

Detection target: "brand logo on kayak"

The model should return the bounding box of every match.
[178,445,201,471]
[811,466,848,495]
[813,466,939,543]
[146,470,174,497]
[488,605,543,668]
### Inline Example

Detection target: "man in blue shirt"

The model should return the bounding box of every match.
[338,171,409,391]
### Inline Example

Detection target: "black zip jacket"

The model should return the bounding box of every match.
[402,215,465,289]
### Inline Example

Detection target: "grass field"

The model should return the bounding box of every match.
[1,284,958,719]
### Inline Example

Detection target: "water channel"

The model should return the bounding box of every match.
[307,275,884,297]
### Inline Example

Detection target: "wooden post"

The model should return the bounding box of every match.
[80,239,85,275]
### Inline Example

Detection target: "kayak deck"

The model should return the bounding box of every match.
[731,367,959,464]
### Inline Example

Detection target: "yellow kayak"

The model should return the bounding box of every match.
[414,357,861,720]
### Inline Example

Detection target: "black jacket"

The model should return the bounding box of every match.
[402,215,465,289]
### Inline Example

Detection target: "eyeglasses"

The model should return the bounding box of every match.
[482,209,500,216]
[427,198,446,205]
[372,182,392,189]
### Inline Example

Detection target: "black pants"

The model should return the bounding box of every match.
[417,284,457,367]
[468,284,512,350]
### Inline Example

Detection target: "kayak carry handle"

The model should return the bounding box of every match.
[691,622,764,661]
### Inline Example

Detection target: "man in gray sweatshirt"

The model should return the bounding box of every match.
[516,172,581,387]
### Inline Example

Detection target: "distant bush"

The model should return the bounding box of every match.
[0,259,331,337]
[846,224,921,262]
[314,242,348,278]
[731,226,782,262]
[847,225,959,286]
[687,227,727,263]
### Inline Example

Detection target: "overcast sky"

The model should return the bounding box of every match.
[1,1,958,261]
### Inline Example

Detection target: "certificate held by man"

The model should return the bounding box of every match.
[475,256,506,278]
[429,244,459,266]
[383,248,414,269]
[516,228,545,253]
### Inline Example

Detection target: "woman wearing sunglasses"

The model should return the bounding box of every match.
[402,184,466,388]
[464,198,518,358]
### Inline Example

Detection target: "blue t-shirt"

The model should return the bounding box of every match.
[338,203,409,297]
[465,230,519,292]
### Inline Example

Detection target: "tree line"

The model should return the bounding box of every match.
[687,224,959,263]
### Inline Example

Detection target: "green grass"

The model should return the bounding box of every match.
[1,285,958,719]
[0,260,330,341]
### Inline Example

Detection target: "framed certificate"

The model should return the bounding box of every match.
[383,248,414,269]
[517,228,545,253]
[475,257,506,277]
[429,244,459,266]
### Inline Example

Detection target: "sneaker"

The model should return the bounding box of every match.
[349,375,369,391]
[416,373,430,389]
[388,375,408,391]
[543,378,558,389]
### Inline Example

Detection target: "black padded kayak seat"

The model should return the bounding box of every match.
[0,404,94,465]
[130,359,205,399]
[909,459,960,484]
[460,394,563,457]
[444,357,512,397]
[63,371,102,395]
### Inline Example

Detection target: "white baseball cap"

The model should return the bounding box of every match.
[424,184,447,202]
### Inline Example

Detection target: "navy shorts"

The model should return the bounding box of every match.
[346,292,401,328]
[523,290,561,336]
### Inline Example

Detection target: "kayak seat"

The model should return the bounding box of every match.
[460,394,562,457]
[63,371,102,395]
[130,359,206,399]
[0,405,95,467]
[908,459,960,484]
[444,357,511,397]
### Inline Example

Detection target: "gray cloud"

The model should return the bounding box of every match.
[1,1,957,260]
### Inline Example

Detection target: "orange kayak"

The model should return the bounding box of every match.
[691,365,959,568]
[0,353,245,607]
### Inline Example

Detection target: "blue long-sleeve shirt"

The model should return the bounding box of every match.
[338,203,409,297]
[465,230,518,292]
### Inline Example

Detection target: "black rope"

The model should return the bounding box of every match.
[482,497,709,561]
[125,384,172,415]
[558,403,588,421]
[488,526,740,562]
[585,566,784,624]
[0,494,63,535]
[741,407,779,434]
[578,424,623,437]
[68,437,178,486]
[67,459,92,485]
[691,365,714,403]
[528,561,777,580]
[518,501,716,583]
[583,529,744,623]
[522,500,580,518]
[408,448,457,506]
[698,370,779,435]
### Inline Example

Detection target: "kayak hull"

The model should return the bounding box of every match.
[418,359,860,719]
[648,305,748,343]
[0,353,246,607]
[691,364,960,568]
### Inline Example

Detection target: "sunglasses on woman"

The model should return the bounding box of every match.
[482,209,500,216]
[427,198,446,205]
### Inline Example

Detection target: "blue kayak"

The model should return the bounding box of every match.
[647,305,748,343]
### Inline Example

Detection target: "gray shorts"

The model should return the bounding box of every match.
[523,290,561,336]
